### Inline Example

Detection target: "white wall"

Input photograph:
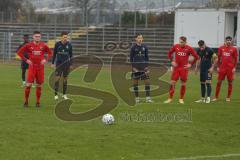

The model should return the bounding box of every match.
[225,12,237,39]
[237,11,240,47]
[175,9,227,48]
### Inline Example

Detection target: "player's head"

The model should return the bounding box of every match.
[198,40,206,50]
[225,36,233,46]
[23,34,29,43]
[135,33,143,45]
[179,36,187,47]
[61,31,68,43]
[33,31,41,43]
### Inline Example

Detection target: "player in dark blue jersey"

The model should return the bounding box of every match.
[130,34,152,103]
[195,40,217,103]
[17,34,29,87]
[52,32,73,100]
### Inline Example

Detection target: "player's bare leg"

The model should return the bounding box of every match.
[164,80,176,104]
[144,79,153,103]
[213,80,222,101]
[226,80,233,102]
[36,83,42,107]
[62,77,68,100]
[54,76,61,100]
[24,83,32,107]
[133,79,140,103]
[179,80,186,104]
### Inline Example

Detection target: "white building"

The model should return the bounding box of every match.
[174,8,239,48]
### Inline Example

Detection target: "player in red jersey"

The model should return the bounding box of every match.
[17,31,53,107]
[212,36,238,102]
[164,36,199,104]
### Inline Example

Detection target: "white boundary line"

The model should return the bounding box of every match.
[160,153,240,160]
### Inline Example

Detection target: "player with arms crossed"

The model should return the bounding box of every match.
[130,34,153,104]
[195,40,217,103]
[17,31,53,107]
[51,32,73,100]
[164,36,199,104]
[213,36,238,102]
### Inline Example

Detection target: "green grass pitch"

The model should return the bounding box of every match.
[0,63,240,160]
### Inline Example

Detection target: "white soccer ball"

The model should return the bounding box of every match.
[102,114,115,125]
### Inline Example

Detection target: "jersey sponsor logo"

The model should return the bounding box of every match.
[177,52,187,56]
[32,51,41,55]
[223,52,231,57]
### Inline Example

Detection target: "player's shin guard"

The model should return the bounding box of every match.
[206,83,212,97]
[36,86,42,104]
[227,82,233,98]
[54,81,59,96]
[133,84,139,97]
[169,85,175,99]
[215,82,222,99]
[25,86,31,103]
[201,83,206,98]
[145,85,150,97]
[180,85,186,99]
[63,80,68,95]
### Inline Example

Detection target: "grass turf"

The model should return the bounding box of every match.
[0,63,240,160]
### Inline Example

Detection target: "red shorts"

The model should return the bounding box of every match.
[27,65,44,84]
[218,68,234,81]
[171,67,188,82]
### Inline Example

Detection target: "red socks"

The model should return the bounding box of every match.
[36,87,42,104]
[215,82,222,99]
[25,86,31,104]
[180,85,186,99]
[169,85,175,99]
[227,83,233,98]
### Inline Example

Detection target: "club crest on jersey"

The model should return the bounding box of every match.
[142,47,145,51]
[177,52,187,56]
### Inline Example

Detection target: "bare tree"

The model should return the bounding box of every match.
[209,0,240,8]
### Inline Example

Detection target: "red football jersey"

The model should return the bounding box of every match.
[17,42,53,65]
[168,44,199,68]
[218,45,238,68]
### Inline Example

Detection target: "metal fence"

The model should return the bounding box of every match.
[0,24,174,64]
[2,0,240,25]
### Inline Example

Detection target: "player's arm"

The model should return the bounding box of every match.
[69,43,73,66]
[51,43,58,66]
[217,47,222,69]
[232,48,238,72]
[209,48,218,73]
[144,46,149,73]
[17,44,31,65]
[190,47,199,66]
[130,46,138,72]
[42,45,53,65]
[168,45,177,67]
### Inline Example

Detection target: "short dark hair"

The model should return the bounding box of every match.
[180,36,187,42]
[135,33,143,38]
[225,36,232,40]
[198,40,205,47]
[61,31,68,36]
[33,31,41,35]
[23,34,29,38]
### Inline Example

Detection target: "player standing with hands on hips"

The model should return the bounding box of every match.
[17,31,53,107]
[164,36,199,104]
[213,36,238,102]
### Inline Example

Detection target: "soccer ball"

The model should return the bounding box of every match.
[102,114,115,125]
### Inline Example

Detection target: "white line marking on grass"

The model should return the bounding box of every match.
[161,153,240,160]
